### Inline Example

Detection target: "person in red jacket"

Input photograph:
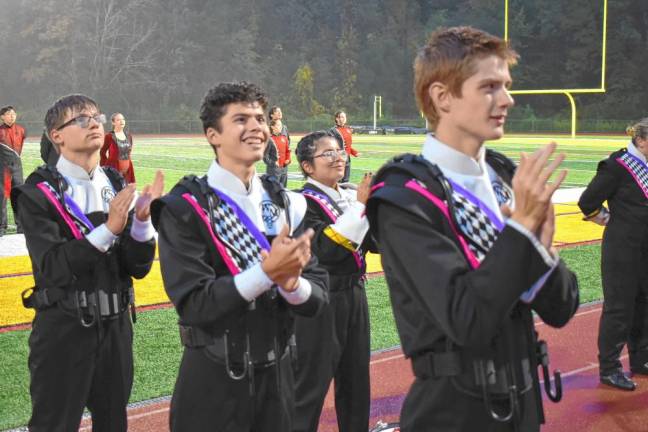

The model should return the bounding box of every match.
[0,105,26,235]
[100,113,135,183]
[263,119,291,186]
[330,111,359,183]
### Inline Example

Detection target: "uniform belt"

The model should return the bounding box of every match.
[22,286,133,318]
[412,350,533,396]
[411,350,464,379]
[179,324,289,368]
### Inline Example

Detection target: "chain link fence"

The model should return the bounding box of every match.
[17,118,633,137]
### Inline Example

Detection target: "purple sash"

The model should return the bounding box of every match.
[37,182,95,240]
[302,188,364,271]
[448,179,505,231]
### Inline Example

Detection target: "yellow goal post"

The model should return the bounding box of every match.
[505,0,608,137]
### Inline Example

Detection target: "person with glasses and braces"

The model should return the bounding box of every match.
[292,131,376,432]
[11,94,163,432]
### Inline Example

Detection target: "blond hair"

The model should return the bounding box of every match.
[413,26,518,129]
[626,118,648,143]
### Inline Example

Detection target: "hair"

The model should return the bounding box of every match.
[269,106,282,119]
[295,131,337,178]
[44,94,99,135]
[0,106,16,116]
[626,118,648,144]
[200,82,268,133]
[413,26,518,129]
[334,111,345,119]
[111,112,124,122]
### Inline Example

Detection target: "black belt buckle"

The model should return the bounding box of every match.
[179,325,195,347]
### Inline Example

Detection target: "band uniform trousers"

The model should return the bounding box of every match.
[341,157,351,183]
[27,308,133,432]
[598,223,648,374]
[293,278,370,432]
[1,155,23,232]
[170,347,295,432]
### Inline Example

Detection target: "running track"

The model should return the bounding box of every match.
[73,302,648,432]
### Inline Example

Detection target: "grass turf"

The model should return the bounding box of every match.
[2,133,626,232]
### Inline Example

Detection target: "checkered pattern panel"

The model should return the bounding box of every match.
[303,190,342,219]
[619,153,648,197]
[210,200,264,271]
[451,190,500,261]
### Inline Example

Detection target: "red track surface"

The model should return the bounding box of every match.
[79,302,648,431]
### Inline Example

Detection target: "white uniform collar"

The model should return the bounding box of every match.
[627,141,647,164]
[307,177,341,200]
[56,155,101,180]
[421,134,486,176]
[206,160,262,196]
[421,133,506,220]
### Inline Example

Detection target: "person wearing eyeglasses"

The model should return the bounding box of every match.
[10,94,163,432]
[0,105,26,235]
[100,113,135,183]
[292,131,375,432]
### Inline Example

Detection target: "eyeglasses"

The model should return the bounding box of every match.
[313,149,348,162]
[56,113,107,130]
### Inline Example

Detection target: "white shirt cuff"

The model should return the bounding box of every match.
[234,262,274,302]
[86,224,118,252]
[329,202,370,247]
[130,216,155,242]
[278,277,312,305]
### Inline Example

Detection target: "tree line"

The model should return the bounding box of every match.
[0,0,646,127]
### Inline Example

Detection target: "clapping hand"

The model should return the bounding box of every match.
[135,170,165,221]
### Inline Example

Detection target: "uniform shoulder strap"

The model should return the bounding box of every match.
[260,174,287,209]
[29,165,68,196]
[177,174,217,208]
[485,148,516,183]
[102,166,126,192]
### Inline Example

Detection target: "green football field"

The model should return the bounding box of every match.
[4,132,626,230]
[0,133,622,429]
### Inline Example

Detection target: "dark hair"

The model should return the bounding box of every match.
[0,106,16,116]
[44,94,99,133]
[334,111,345,119]
[200,82,268,133]
[269,106,282,119]
[295,131,337,178]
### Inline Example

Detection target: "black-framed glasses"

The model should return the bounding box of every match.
[313,149,348,162]
[56,113,107,130]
